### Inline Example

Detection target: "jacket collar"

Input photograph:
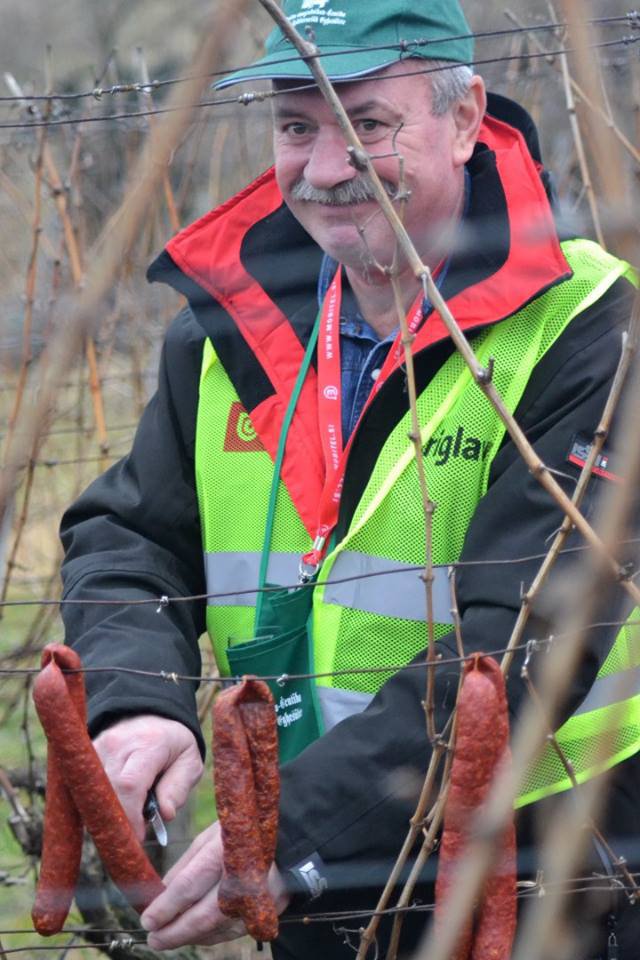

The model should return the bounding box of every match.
[148,106,572,535]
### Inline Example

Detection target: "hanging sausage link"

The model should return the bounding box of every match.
[213,677,280,942]
[435,654,517,960]
[32,645,86,935]
[32,644,165,935]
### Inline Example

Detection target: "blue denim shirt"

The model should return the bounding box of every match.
[316,171,470,442]
[316,263,397,441]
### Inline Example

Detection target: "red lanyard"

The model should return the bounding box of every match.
[301,269,427,578]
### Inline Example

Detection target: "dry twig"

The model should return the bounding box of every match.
[546,6,605,247]
[502,297,640,678]
[0,0,253,533]
[504,9,640,169]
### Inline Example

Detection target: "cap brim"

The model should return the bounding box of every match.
[215,46,400,90]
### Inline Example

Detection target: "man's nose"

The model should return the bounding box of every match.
[303,126,356,189]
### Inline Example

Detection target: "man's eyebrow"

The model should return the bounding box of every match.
[347,100,380,114]
[273,104,312,120]
[273,99,400,120]
[348,99,402,119]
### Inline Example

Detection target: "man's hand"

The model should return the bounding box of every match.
[140,821,291,949]
[92,714,203,841]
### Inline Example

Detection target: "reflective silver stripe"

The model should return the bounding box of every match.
[573,666,640,717]
[205,551,300,606]
[323,552,453,624]
[317,686,373,731]
[205,548,453,622]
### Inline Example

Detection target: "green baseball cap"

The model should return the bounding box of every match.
[216,0,473,89]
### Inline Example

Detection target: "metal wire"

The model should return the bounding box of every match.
[0,15,635,105]
[1,36,638,132]
[2,621,639,684]
[0,641,534,683]
[1,538,638,610]
[0,873,636,954]
[0,15,638,960]
[0,944,144,956]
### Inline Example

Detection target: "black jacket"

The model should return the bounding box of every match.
[60,96,640,958]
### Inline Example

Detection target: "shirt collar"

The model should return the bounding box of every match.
[316,168,473,328]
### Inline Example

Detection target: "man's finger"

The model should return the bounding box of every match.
[141,843,223,931]
[161,823,221,886]
[115,750,165,838]
[97,761,153,840]
[145,888,245,949]
[92,715,203,838]
[154,746,203,821]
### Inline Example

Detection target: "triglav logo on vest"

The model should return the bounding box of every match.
[223,401,265,452]
[423,426,493,467]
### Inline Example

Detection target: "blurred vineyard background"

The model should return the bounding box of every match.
[0,0,637,956]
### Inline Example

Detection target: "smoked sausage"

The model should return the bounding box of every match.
[32,645,85,935]
[435,654,516,960]
[213,678,280,942]
[32,644,165,933]
[470,658,516,960]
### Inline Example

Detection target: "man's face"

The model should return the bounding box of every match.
[273,62,483,273]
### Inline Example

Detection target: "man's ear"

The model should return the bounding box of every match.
[451,76,487,167]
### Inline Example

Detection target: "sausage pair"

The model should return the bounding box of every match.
[33,649,282,943]
[213,678,280,942]
[32,644,164,935]
[435,654,517,960]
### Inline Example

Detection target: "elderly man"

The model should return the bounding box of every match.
[60,0,640,956]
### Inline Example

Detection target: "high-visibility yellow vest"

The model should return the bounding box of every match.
[195,238,638,805]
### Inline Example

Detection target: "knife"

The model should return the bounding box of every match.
[143,788,168,847]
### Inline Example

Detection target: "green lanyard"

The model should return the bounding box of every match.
[254,312,321,627]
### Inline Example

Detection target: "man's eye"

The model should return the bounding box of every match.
[283,122,310,137]
[354,118,387,141]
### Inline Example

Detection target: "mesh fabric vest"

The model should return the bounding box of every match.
[195,238,638,805]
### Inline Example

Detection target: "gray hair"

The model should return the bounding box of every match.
[426,61,473,116]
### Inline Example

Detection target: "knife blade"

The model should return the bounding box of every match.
[143,788,168,847]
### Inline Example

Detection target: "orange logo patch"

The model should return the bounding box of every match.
[223,401,265,452]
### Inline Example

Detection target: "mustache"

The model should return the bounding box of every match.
[289,176,398,206]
